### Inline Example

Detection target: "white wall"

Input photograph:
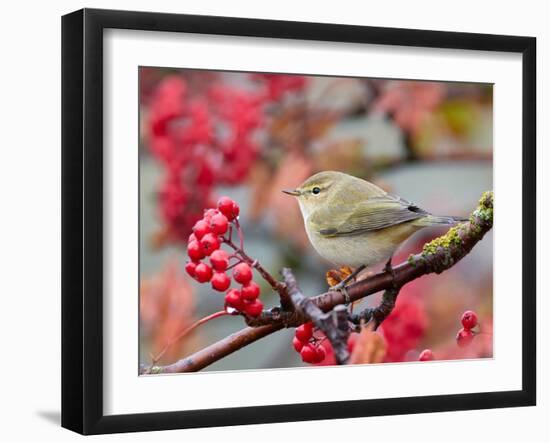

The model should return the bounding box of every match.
[0,0,546,441]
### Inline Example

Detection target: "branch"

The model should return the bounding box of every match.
[146,324,283,374]
[350,286,400,330]
[143,191,493,374]
[146,310,228,370]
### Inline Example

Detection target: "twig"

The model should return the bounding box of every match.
[146,310,228,370]
[282,268,350,365]
[225,238,291,309]
[147,324,283,374]
[350,286,400,330]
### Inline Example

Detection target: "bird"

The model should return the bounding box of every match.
[283,170,466,290]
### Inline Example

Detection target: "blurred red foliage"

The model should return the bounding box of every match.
[380,293,428,362]
[140,259,197,363]
[147,75,261,243]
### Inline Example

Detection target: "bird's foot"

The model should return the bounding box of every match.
[330,283,352,305]
[384,257,398,290]
[328,279,346,292]
[328,265,367,305]
[325,266,353,288]
[328,265,365,291]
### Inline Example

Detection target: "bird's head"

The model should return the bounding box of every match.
[282,171,350,218]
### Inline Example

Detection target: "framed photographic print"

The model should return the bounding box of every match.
[61,8,536,435]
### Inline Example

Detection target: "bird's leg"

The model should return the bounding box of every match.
[384,256,398,290]
[329,264,366,292]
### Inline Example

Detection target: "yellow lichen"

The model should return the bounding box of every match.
[422,225,464,256]
[470,191,494,225]
[423,191,493,258]
[479,191,494,210]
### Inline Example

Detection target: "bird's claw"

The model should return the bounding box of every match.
[384,257,398,290]
[329,280,346,292]
[330,284,352,305]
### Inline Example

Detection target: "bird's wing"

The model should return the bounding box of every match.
[310,193,429,237]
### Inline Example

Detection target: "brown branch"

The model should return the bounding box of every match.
[143,191,493,374]
[148,310,229,368]
[350,286,400,330]
[146,324,283,374]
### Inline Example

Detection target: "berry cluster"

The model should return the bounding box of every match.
[292,322,327,364]
[456,310,478,347]
[185,196,264,317]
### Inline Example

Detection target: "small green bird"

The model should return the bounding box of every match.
[283,171,466,289]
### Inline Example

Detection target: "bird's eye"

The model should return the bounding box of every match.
[312,187,321,195]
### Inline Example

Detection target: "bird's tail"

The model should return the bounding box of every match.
[415,214,468,227]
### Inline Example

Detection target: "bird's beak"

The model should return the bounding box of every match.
[282,189,301,196]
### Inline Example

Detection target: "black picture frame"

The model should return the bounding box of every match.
[62,8,536,435]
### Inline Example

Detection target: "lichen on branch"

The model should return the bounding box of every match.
[410,190,493,274]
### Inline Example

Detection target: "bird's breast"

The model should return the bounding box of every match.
[307,222,419,268]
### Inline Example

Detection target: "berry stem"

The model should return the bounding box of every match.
[235,219,245,251]
[225,237,288,301]
[150,310,229,366]
[226,224,233,243]
[225,259,244,271]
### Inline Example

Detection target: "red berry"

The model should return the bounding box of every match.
[210,213,229,235]
[200,233,220,256]
[233,262,253,284]
[217,196,234,214]
[188,233,197,244]
[295,322,313,343]
[185,261,197,278]
[300,344,317,363]
[194,263,213,283]
[230,202,240,219]
[292,337,304,353]
[244,299,263,317]
[187,240,204,261]
[461,310,478,330]
[210,249,229,271]
[419,349,435,361]
[241,281,260,300]
[211,272,231,291]
[456,328,475,347]
[313,345,326,363]
[192,219,211,240]
[217,196,240,220]
[224,289,243,310]
[203,208,219,221]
